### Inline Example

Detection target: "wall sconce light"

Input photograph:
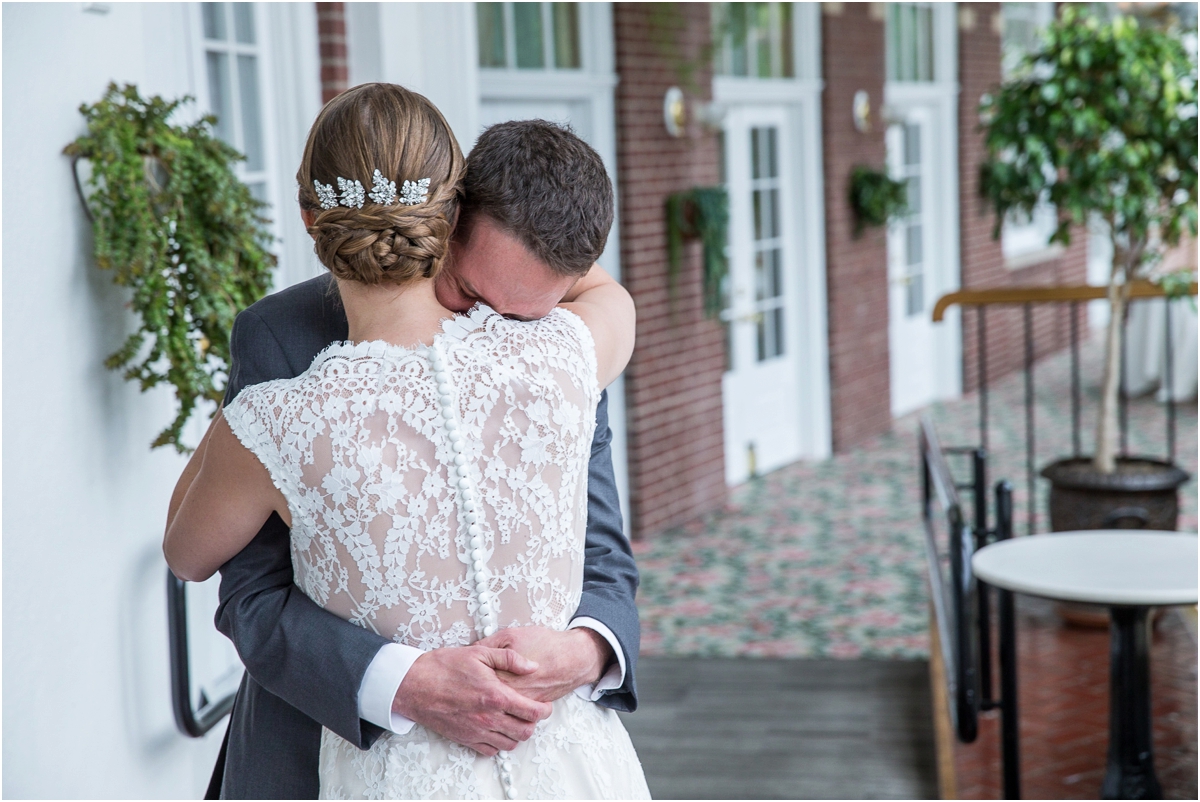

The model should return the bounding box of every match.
[693,100,726,134]
[852,90,871,133]
[880,102,906,127]
[664,86,686,138]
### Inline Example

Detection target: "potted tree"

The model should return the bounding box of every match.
[980,8,1197,531]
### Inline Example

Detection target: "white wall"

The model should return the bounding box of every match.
[346,2,481,152]
[2,3,318,796]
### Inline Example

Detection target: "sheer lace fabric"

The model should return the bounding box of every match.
[224,304,649,800]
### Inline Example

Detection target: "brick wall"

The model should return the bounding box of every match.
[957,3,1088,395]
[316,2,348,104]
[821,3,892,452]
[614,3,727,539]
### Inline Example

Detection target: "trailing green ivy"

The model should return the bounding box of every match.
[64,83,276,453]
[849,165,908,237]
[666,186,729,317]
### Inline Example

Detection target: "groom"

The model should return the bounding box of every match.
[208,120,639,798]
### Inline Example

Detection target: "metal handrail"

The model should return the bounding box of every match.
[167,569,236,737]
[931,280,1196,323]
[919,414,979,744]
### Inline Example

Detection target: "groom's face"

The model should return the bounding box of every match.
[437,214,578,321]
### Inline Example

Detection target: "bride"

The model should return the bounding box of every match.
[164,83,649,800]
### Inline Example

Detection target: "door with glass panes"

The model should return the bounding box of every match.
[720,106,801,485]
[885,108,936,416]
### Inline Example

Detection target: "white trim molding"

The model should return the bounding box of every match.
[884,1,963,408]
[714,1,830,462]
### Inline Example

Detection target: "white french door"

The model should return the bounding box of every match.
[886,109,937,417]
[884,2,962,416]
[720,105,803,484]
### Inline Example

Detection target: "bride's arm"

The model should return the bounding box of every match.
[558,265,635,388]
[165,406,221,529]
[163,413,290,582]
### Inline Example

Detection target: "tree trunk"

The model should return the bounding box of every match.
[1094,276,1133,474]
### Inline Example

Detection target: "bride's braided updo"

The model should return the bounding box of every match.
[296,83,464,286]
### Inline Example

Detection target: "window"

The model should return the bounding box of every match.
[717,130,735,372]
[886,3,935,82]
[751,126,786,361]
[999,3,1059,262]
[201,2,268,203]
[712,3,794,79]
[477,3,581,70]
[894,123,926,317]
[1001,2,1055,79]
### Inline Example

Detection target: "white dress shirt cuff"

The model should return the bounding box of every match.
[358,642,424,735]
[567,617,627,701]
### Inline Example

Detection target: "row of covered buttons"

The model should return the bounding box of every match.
[429,343,517,800]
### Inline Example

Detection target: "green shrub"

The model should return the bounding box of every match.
[849,166,908,237]
[64,83,276,452]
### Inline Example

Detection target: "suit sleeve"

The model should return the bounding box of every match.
[214,309,391,748]
[572,390,641,712]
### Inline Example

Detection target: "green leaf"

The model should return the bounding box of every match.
[664,186,729,318]
[848,165,908,237]
[64,83,275,452]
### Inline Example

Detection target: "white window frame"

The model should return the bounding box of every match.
[191,3,275,205]
[886,2,937,83]
[477,2,585,73]
[1000,1,1056,80]
[712,3,832,461]
[882,1,963,408]
[999,2,1061,268]
[187,2,324,290]
[712,2,797,80]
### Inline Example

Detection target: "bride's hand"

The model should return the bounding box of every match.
[477,626,613,704]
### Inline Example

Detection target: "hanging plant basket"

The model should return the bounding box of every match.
[848,165,908,237]
[64,83,276,453]
[665,186,729,317]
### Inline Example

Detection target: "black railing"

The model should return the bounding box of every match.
[926,282,1197,799]
[921,415,1021,798]
[920,414,979,743]
[992,479,1019,800]
[934,281,1196,536]
[167,570,236,737]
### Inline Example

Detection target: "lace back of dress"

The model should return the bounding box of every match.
[233,307,598,656]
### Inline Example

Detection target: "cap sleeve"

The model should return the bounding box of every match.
[222,381,306,523]
[550,307,600,405]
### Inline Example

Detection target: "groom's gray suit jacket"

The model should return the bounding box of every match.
[210,275,640,799]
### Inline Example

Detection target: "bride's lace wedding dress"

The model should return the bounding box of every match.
[224,304,650,800]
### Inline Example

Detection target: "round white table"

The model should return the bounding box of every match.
[973,531,1198,800]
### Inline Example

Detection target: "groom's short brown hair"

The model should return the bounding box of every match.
[461,120,614,277]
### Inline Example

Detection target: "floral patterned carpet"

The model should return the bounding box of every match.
[633,337,1198,659]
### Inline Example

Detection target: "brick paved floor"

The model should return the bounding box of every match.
[951,597,1197,800]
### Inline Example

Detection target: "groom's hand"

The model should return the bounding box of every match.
[477,626,613,704]
[391,645,553,756]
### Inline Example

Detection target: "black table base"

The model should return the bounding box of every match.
[1102,606,1162,800]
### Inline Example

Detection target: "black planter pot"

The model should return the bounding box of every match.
[1040,456,1191,532]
